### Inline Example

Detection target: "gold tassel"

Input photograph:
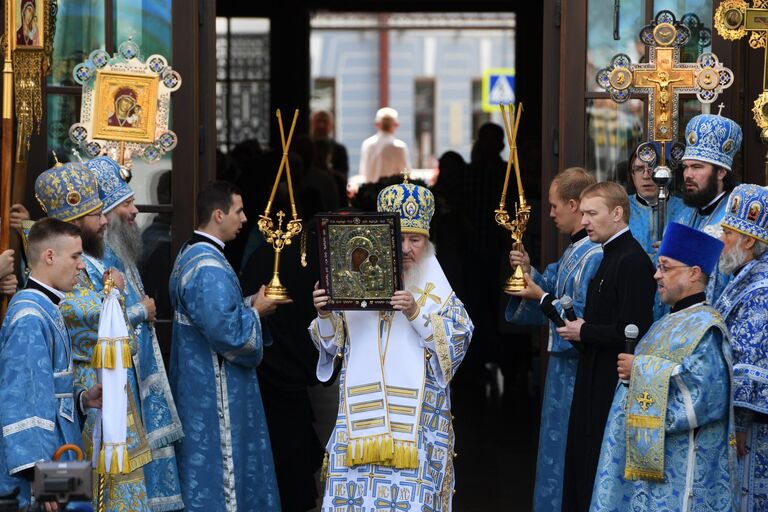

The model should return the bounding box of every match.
[345,441,354,467]
[384,435,394,461]
[355,439,362,465]
[121,341,132,369]
[122,445,131,474]
[104,341,116,369]
[92,341,103,368]
[409,442,418,469]
[320,452,329,482]
[97,445,106,475]
[109,447,119,475]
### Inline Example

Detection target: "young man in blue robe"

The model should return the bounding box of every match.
[675,113,743,303]
[591,222,737,511]
[309,175,474,511]
[505,167,602,511]
[0,218,102,510]
[88,156,185,511]
[625,146,688,257]
[169,181,288,512]
[714,184,768,511]
[35,160,158,511]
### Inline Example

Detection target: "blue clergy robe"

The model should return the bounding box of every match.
[715,251,768,511]
[0,285,83,509]
[629,194,688,256]
[674,191,731,303]
[60,252,153,511]
[169,234,279,512]
[505,230,602,512]
[590,298,737,512]
[100,243,185,511]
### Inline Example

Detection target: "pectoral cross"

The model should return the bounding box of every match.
[597,11,734,143]
[636,391,655,412]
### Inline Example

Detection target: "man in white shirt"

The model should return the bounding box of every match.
[358,107,410,182]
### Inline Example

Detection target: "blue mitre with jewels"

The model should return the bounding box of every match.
[34,161,103,222]
[722,184,768,244]
[377,174,435,236]
[86,156,134,214]
[682,113,742,171]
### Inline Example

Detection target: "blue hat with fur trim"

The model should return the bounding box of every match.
[35,161,103,222]
[659,222,724,276]
[722,184,768,244]
[86,156,134,214]
[682,114,742,171]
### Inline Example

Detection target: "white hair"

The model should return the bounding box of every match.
[403,241,435,290]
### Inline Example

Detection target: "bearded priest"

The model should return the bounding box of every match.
[309,174,474,512]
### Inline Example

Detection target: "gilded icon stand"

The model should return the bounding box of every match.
[495,102,530,293]
[596,10,734,240]
[257,109,303,300]
[715,0,768,183]
[69,38,182,166]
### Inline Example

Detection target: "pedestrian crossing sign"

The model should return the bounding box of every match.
[482,68,516,113]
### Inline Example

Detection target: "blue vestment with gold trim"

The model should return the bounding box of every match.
[715,251,768,511]
[590,303,737,512]
[0,289,83,509]
[169,239,279,512]
[505,235,602,512]
[60,253,153,511]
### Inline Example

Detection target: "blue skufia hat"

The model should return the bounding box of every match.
[681,114,742,171]
[722,184,768,244]
[35,161,103,222]
[377,172,435,237]
[86,156,134,214]
[658,222,724,276]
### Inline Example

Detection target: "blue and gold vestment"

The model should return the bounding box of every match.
[590,303,737,512]
[60,253,154,511]
[169,237,279,512]
[715,251,768,511]
[0,289,83,509]
[505,233,602,512]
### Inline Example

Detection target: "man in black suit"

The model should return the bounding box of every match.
[557,181,656,512]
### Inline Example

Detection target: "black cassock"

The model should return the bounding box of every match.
[561,229,656,512]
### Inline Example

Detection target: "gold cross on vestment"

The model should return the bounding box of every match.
[636,391,655,412]
[414,282,441,307]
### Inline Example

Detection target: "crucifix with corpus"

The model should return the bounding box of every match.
[596,10,735,240]
[716,0,768,183]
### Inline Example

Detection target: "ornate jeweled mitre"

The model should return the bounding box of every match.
[377,171,435,237]
[722,184,768,244]
[35,160,103,221]
[682,113,742,171]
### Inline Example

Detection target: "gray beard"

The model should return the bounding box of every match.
[106,214,143,267]
[719,245,748,276]
[402,242,435,290]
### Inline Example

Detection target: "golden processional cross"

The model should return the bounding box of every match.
[716,0,768,182]
[596,10,734,240]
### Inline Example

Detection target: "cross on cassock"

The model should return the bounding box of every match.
[597,11,734,144]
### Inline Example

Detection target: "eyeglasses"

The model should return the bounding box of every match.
[631,166,652,177]
[656,262,689,274]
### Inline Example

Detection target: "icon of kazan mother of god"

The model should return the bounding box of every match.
[107,87,143,128]
[16,0,39,46]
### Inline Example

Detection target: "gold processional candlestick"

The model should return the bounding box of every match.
[494,102,531,293]
[257,109,303,300]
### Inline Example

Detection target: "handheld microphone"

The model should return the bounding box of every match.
[621,324,640,385]
[540,295,565,328]
[624,324,639,354]
[560,294,578,322]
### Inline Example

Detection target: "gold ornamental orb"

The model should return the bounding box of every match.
[653,23,677,46]
[761,128,768,145]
